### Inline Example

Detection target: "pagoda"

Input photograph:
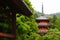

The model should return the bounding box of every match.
[36,3,51,34]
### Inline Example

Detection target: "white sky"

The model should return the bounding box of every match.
[30,0,60,14]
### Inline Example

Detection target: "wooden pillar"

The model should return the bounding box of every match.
[11,11,16,40]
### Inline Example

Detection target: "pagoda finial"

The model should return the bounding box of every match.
[41,2,44,16]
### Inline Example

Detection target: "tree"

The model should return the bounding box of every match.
[42,15,60,40]
[16,0,40,40]
[33,11,42,18]
[16,14,40,40]
[43,28,60,40]
[24,0,34,12]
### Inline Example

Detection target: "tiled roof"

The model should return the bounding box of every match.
[36,16,50,20]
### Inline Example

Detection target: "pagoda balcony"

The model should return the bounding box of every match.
[38,29,48,34]
[38,24,51,27]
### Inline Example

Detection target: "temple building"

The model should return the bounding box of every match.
[36,3,51,34]
[0,0,32,40]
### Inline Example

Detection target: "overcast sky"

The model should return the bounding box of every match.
[30,0,60,14]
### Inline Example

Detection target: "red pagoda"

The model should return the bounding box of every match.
[36,4,51,34]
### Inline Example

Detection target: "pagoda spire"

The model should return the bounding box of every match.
[41,3,44,16]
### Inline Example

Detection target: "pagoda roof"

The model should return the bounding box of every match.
[36,16,50,20]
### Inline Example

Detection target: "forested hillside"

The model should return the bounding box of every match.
[46,13,60,18]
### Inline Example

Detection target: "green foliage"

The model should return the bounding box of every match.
[55,18,60,30]
[50,15,60,30]
[34,11,42,18]
[43,28,60,40]
[51,15,57,24]
[49,15,57,28]
[24,0,34,12]
[42,15,60,40]
[16,14,40,40]
[46,12,60,18]
[16,0,41,40]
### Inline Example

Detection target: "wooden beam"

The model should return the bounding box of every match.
[11,11,16,40]
[0,32,14,38]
